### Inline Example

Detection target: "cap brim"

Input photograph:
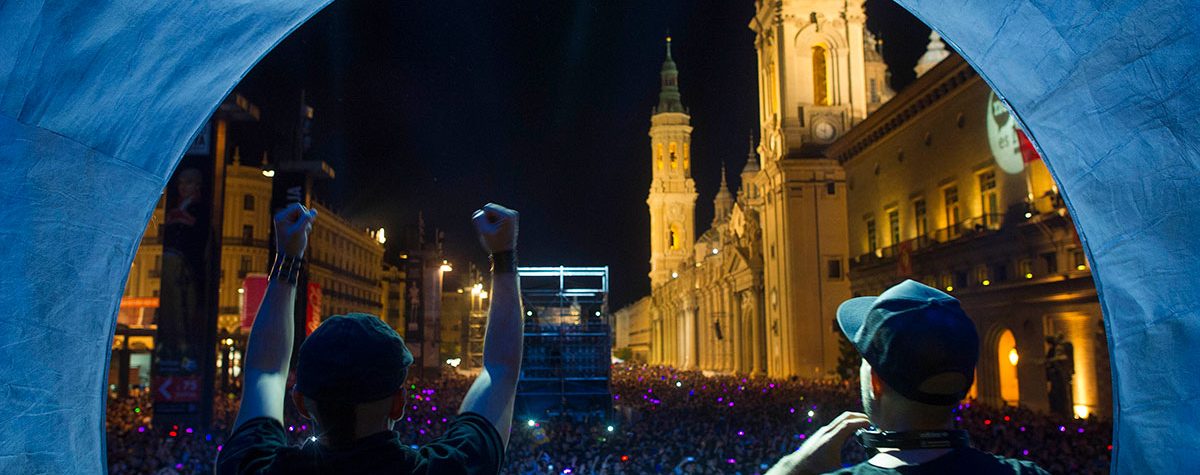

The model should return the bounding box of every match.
[837,296,877,346]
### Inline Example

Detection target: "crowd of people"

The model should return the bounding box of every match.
[106,364,1111,474]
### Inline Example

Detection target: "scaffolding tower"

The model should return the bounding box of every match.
[488,266,612,420]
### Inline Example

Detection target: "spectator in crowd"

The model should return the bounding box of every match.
[214,202,523,474]
[767,280,1050,474]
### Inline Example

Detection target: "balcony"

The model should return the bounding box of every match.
[854,213,1003,267]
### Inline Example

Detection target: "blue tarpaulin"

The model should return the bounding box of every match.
[0,2,331,473]
[896,1,1200,473]
[0,1,1198,473]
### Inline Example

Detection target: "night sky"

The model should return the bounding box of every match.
[234,1,932,308]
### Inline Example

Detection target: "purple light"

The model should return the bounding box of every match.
[728,402,735,407]
[287,426,294,432]
[1059,425,1066,432]
[412,405,418,411]
[185,427,193,434]
[176,464,183,470]
[1078,428,1085,433]
[301,424,307,430]
[419,429,426,435]
[217,445,223,451]
[727,458,737,464]
[1020,426,1026,432]
[442,418,447,422]
[737,430,745,436]
[613,395,620,400]
[799,434,806,439]
[789,408,795,414]
[1022,449,1029,456]
[137,427,145,433]
[955,416,961,421]
[769,383,775,388]
[564,469,573,474]
[431,406,438,411]
[718,397,723,402]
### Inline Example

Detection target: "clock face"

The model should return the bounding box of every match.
[814,121,836,141]
[986,91,1025,174]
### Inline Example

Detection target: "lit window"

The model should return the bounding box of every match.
[812,45,830,106]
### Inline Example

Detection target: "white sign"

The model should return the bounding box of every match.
[986,91,1025,174]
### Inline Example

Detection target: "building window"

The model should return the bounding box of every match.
[827,258,843,280]
[1042,252,1059,274]
[826,182,836,195]
[866,218,878,255]
[669,142,678,169]
[669,224,681,250]
[887,208,900,247]
[243,194,254,211]
[914,199,928,242]
[869,78,880,103]
[944,186,960,238]
[657,143,664,170]
[812,45,830,106]
[979,170,998,228]
[242,225,254,243]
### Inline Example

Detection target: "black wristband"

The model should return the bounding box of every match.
[270,253,303,285]
[490,250,518,274]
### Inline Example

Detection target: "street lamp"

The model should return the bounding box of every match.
[439,259,453,273]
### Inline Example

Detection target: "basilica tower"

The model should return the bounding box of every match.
[747,0,889,379]
[647,37,698,288]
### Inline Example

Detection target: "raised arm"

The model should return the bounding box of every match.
[458,203,523,447]
[232,203,316,431]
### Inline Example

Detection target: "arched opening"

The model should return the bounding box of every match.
[812,44,830,106]
[997,329,1020,406]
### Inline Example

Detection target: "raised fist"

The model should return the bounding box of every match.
[275,203,317,258]
[471,203,518,253]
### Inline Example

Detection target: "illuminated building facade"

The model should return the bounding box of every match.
[216,151,273,332]
[827,50,1110,418]
[306,202,385,320]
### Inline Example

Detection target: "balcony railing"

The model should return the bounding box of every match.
[854,214,1003,266]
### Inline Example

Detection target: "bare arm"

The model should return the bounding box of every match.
[459,203,522,447]
[233,203,316,431]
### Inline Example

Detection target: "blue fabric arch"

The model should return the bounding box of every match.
[0,2,331,472]
[894,1,1200,472]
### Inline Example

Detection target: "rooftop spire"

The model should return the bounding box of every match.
[714,160,734,223]
[655,35,685,114]
[742,135,760,175]
[914,30,950,77]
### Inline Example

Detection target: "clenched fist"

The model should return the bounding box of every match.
[471,203,518,254]
[275,203,317,258]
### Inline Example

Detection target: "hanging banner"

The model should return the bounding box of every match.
[153,151,222,422]
[306,282,322,335]
[240,274,270,331]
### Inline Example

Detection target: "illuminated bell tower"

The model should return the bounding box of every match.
[647,37,697,288]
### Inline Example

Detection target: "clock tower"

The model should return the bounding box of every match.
[647,37,698,289]
[747,0,891,379]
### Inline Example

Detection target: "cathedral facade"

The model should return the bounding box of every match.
[641,0,892,379]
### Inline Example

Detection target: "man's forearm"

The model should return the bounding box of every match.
[482,272,522,374]
[244,280,296,374]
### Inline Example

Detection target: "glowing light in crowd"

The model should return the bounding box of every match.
[807,410,815,417]
[528,420,536,427]
[675,381,682,387]
[445,358,461,367]
[606,425,614,432]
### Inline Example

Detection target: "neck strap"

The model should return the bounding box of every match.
[855,428,971,450]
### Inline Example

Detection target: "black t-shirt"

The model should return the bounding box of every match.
[215,412,504,475]
[827,448,1049,475]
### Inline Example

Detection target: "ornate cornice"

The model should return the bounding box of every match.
[826,53,978,165]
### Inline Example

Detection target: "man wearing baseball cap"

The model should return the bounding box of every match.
[766,280,1049,474]
[217,203,523,474]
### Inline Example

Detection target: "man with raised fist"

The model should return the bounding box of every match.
[217,203,523,475]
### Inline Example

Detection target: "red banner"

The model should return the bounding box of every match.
[241,274,269,331]
[896,240,913,277]
[1017,129,1042,163]
[306,282,322,335]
